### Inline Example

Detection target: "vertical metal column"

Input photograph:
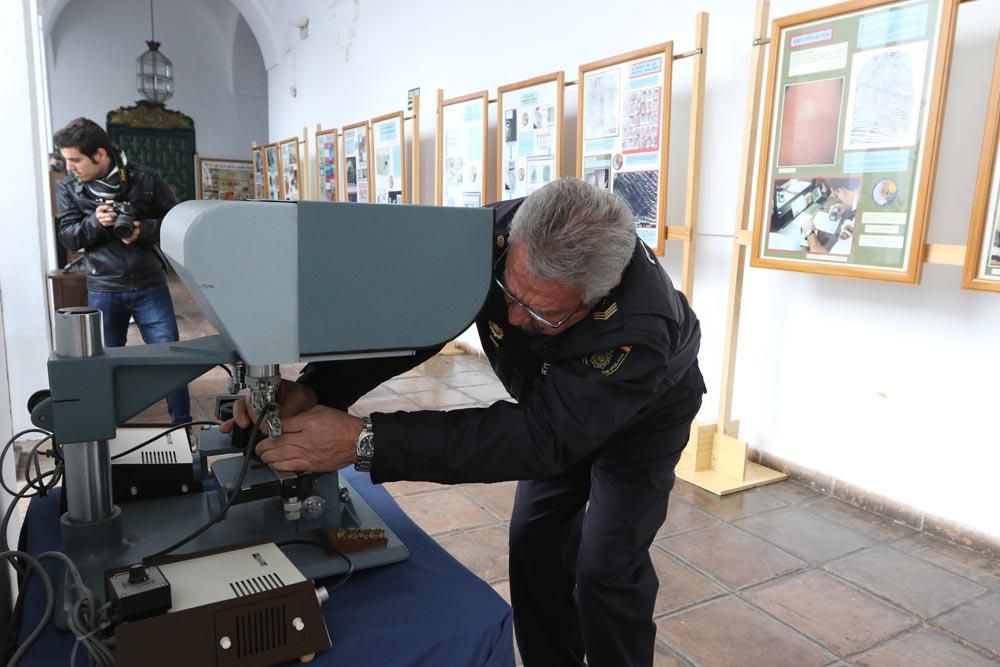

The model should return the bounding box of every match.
[53,307,114,523]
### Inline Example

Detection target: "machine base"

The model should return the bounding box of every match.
[55,476,407,629]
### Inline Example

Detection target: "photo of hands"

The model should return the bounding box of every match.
[770,176,861,255]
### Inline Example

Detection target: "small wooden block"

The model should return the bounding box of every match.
[323,527,389,554]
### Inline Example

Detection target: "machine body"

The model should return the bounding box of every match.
[29,200,494,633]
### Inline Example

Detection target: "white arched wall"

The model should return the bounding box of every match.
[0,0,271,438]
[261,0,1000,544]
[2,0,53,549]
[233,16,268,98]
[45,0,268,160]
[225,0,280,71]
[40,0,281,71]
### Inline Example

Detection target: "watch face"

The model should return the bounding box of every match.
[357,435,375,458]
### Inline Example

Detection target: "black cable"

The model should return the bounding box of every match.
[0,471,55,558]
[0,460,60,661]
[46,551,113,667]
[46,438,64,465]
[142,407,271,563]
[216,364,233,377]
[0,429,53,497]
[23,439,59,497]
[275,539,355,592]
[109,420,219,461]
[0,550,114,667]
[0,551,53,667]
[1,574,28,664]
[0,437,115,665]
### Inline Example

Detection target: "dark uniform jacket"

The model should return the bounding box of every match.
[298,198,704,484]
[56,161,177,292]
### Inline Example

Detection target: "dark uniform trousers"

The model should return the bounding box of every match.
[509,396,699,667]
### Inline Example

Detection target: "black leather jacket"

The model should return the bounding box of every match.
[56,161,177,291]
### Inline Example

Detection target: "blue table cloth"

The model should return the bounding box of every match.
[16,467,515,666]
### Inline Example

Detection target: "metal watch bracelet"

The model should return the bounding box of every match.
[354,416,375,472]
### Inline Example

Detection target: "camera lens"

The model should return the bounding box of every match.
[113,218,134,240]
[111,203,135,240]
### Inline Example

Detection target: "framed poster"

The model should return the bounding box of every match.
[251,145,265,199]
[342,121,372,203]
[437,90,488,207]
[195,156,253,200]
[577,44,673,256]
[277,137,302,201]
[264,143,280,200]
[315,128,339,202]
[752,0,960,283]
[963,35,1000,293]
[371,111,407,204]
[497,72,565,201]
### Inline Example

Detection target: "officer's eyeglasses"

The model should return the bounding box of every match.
[493,247,583,329]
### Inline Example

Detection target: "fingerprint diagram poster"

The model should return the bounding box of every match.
[581,54,666,249]
[500,79,561,199]
[252,148,264,199]
[372,115,404,204]
[759,0,947,276]
[442,98,485,207]
[279,140,300,201]
[316,132,338,202]
[343,124,370,203]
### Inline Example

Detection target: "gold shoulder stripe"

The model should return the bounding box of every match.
[593,303,618,321]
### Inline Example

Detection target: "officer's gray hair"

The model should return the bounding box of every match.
[509,177,636,306]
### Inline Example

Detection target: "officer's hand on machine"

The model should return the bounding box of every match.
[219,380,363,473]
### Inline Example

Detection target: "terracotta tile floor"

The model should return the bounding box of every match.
[19,277,999,666]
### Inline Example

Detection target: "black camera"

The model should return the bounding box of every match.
[109,201,136,240]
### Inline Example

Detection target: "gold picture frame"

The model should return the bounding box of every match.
[751,0,960,283]
[194,156,253,201]
[251,145,264,199]
[263,143,280,200]
[342,120,373,203]
[436,90,489,207]
[497,71,565,203]
[315,127,340,202]
[577,43,673,256]
[370,110,407,204]
[277,136,302,201]
[962,34,1000,293]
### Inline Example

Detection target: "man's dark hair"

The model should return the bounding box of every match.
[53,117,113,160]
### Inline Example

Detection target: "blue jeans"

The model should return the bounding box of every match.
[88,284,192,424]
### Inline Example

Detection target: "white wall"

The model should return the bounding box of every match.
[264,0,1000,542]
[46,0,267,161]
[1,0,51,555]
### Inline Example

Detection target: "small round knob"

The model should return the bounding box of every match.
[127,564,148,585]
[292,617,305,631]
[220,636,232,650]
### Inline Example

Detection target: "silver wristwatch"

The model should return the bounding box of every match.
[354,416,375,472]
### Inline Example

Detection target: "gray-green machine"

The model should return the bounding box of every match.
[30,200,494,616]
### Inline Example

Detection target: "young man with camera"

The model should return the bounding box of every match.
[53,117,191,425]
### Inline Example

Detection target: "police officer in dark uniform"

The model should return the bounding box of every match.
[234,177,705,666]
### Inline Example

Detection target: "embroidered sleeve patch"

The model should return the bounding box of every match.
[581,345,632,376]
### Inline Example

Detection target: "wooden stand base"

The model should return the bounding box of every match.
[439,340,466,355]
[676,420,787,495]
